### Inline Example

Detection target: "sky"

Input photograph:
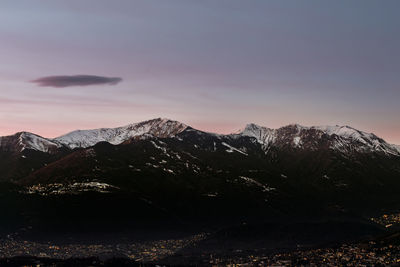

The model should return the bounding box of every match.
[1,0,400,144]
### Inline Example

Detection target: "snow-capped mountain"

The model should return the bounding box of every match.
[0,118,399,156]
[238,123,277,146]
[54,118,188,149]
[238,123,400,156]
[0,132,62,153]
[2,119,400,251]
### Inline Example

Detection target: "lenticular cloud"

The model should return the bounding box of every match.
[31,75,122,88]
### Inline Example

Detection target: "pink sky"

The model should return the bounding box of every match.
[1,1,399,144]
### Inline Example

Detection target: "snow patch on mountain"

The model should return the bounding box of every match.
[25,182,119,195]
[293,136,302,147]
[239,176,275,192]
[222,142,248,156]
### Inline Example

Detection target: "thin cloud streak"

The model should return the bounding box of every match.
[31,75,122,88]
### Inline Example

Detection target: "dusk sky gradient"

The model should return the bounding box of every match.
[1,0,400,143]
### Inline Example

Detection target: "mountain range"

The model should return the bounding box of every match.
[1,117,400,254]
[0,118,400,222]
[1,118,399,192]
[1,118,399,155]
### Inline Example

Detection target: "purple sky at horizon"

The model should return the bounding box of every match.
[1,1,400,143]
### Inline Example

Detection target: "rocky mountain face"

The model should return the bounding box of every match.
[239,123,399,156]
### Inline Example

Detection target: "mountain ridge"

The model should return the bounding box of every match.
[54,118,188,149]
[238,123,399,156]
[0,118,399,156]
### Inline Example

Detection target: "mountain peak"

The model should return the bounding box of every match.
[241,123,272,133]
[54,118,188,149]
[239,123,275,145]
[0,131,61,153]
